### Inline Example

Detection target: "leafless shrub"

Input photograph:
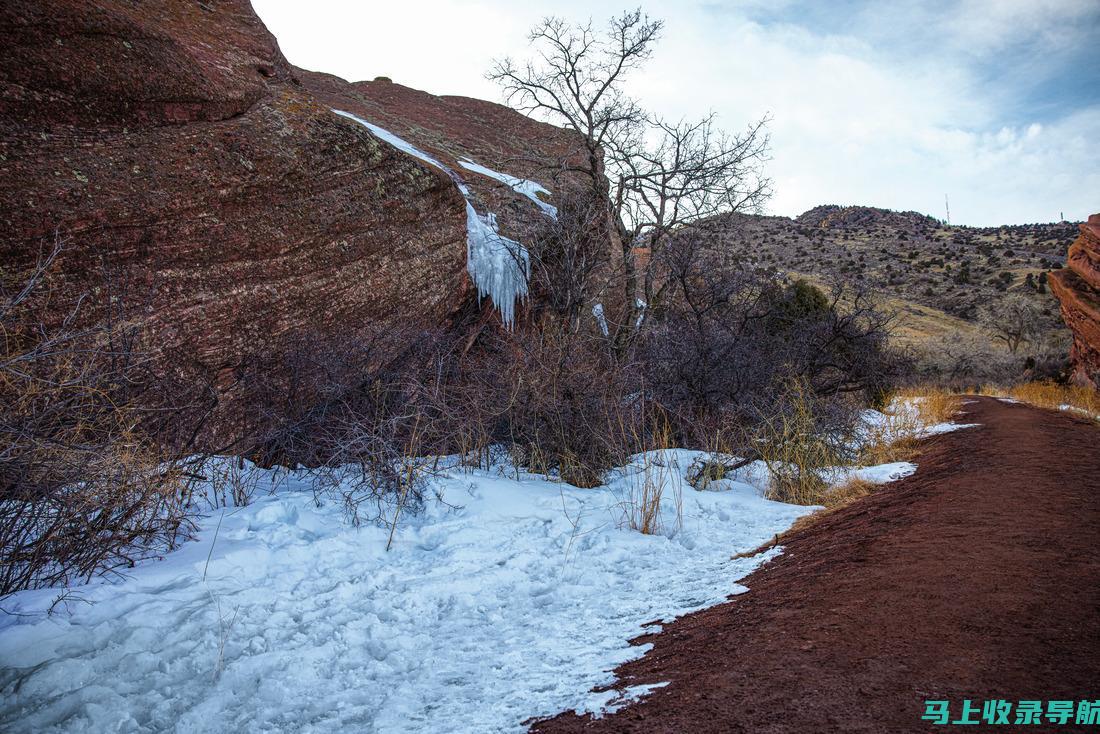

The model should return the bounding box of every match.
[912,333,1020,387]
[753,378,849,505]
[233,325,457,526]
[465,326,638,487]
[202,456,265,510]
[636,233,903,456]
[526,187,616,332]
[0,239,192,596]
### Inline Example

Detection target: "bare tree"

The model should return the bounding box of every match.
[979,294,1044,354]
[489,9,771,338]
[489,10,660,197]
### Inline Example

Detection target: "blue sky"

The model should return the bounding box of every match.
[254,0,1100,226]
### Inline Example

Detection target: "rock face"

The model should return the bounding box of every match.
[0,0,575,448]
[1050,214,1100,387]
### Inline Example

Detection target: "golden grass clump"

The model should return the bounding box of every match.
[858,406,923,466]
[859,386,961,466]
[822,476,876,509]
[1003,381,1099,417]
[892,386,962,426]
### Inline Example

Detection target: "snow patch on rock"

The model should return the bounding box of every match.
[458,158,558,219]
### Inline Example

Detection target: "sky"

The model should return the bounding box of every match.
[253,0,1100,226]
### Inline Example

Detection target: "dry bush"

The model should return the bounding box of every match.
[525,187,614,331]
[200,457,266,510]
[911,333,1020,387]
[754,379,846,505]
[638,237,904,456]
[458,326,637,488]
[1,241,192,595]
[912,326,1071,389]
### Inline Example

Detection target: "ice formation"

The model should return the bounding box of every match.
[458,158,558,219]
[332,109,532,326]
[592,302,609,336]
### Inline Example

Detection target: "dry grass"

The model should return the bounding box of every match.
[619,450,683,536]
[734,386,964,560]
[995,381,1099,418]
[822,476,877,509]
[859,387,960,467]
[893,386,963,425]
[858,406,924,465]
[753,380,845,506]
[617,419,683,536]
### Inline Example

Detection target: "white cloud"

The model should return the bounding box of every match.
[253,0,1099,225]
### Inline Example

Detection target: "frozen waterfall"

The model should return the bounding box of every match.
[333,109,538,327]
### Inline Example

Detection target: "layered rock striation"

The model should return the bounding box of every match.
[1050,214,1100,387]
[0,0,577,448]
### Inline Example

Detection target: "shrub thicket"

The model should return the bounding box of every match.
[1,226,906,595]
[0,242,194,595]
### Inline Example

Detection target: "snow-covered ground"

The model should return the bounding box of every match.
[0,408,962,733]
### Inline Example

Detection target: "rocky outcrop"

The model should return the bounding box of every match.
[0,0,576,448]
[795,205,940,231]
[1050,214,1100,387]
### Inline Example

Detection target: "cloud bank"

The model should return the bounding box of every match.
[254,0,1100,225]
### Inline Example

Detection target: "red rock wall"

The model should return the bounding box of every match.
[1050,214,1100,387]
[0,0,576,450]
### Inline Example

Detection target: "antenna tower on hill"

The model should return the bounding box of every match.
[945,194,951,226]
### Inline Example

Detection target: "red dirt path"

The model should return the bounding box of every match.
[532,397,1100,733]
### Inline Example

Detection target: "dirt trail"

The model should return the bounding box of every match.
[533,397,1100,733]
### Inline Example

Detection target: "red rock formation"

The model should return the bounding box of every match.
[1050,214,1100,387]
[0,0,577,449]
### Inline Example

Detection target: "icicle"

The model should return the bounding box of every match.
[592,303,609,336]
[332,109,532,327]
[465,203,529,328]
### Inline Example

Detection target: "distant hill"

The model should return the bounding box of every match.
[704,205,1077,343]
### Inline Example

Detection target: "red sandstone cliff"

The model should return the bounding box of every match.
[0,0,577,448]
[1050,214,1100,387]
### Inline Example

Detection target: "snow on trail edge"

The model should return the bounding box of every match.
[0,451,810,734]
[0,417,963,733]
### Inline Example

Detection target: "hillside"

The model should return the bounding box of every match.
[710,205,1076,343]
